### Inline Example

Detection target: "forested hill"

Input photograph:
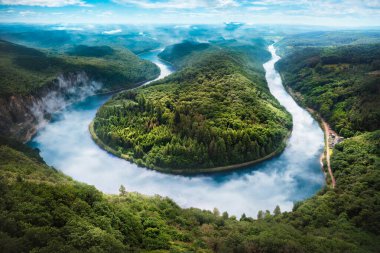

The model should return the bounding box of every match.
[92,41,292,172]
[1,130,379,252]
[158,40,211,68]
[158,39,271,72]
[276,30,380,56]
[0,40,159,96]
[276,44,380,137]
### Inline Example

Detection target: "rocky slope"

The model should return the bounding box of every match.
[0,71,101,142]
[0,40,159,142]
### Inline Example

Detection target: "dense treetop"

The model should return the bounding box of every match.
[92,41,292,172]
[0,40,159,96]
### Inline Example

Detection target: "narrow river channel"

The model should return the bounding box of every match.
[28,46,325,217]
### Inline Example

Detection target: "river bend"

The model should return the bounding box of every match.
[29,46,325,217]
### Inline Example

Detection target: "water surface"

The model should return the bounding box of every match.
[29,46,325,217]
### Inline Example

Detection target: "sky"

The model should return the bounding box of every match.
[0,0,380,26]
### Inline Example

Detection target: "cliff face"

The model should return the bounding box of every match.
[0,71,102,142]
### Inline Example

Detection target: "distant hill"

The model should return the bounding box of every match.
[158,40,211,67]
[0,25,161,54]
[276,30,380,56]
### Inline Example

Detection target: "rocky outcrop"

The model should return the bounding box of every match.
[0,71,102,142]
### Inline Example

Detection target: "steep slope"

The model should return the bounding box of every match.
[92,42,292,173]
[276,44,380,137]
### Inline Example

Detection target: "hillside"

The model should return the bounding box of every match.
[276,30,380,56]
[276,44,380,137]
[0,25,161,54]
[158,40,211,67]
[92,42,292,172]
[0,40,160,96]
[1,130,379,252]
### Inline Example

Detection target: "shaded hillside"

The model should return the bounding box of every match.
[277,44,380,137]
[93,42,292,172]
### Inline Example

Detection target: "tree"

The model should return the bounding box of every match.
[222,211,229,219]
[174,110,181,125]
[240,213,247,221]
[265,210,271,219]
[119,185,127,196]
[273,205,281,216]
[213,207,220,216]
[257,210,264,219]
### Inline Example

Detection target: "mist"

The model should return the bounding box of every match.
[29,48,324,218]
[30,71,102,132]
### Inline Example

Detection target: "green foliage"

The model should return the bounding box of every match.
[93,42,291,171]
[277,44,380,137]
[0,139,203,252]
[0,40,159,96]
[0,132,379,252]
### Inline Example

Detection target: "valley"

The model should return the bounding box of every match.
[0,22,378,253]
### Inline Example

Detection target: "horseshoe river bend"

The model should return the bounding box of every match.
[28,46,325,217]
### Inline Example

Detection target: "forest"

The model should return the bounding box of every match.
[276,43,380,137]
[0,40,159,96]
[92,41,292,172]
[1,129,379,252]
[0,23,379,252]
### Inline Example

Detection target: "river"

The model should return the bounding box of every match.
[28,45,325,217]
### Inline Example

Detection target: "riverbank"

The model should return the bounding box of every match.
[278,73,336,188]
[89,121,291,175]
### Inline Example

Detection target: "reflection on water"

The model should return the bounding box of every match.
[29,46,324,217]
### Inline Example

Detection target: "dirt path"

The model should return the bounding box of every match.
[321,120,336,188]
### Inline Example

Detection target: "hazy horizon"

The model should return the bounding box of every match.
[1,0,380,27]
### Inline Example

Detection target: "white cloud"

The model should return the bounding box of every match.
[0,0,93,7]
[102,28,122,34]
[114,0,239,9]
[249,0,380,16]
[19,10,36,16]
[53,26,84,30]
